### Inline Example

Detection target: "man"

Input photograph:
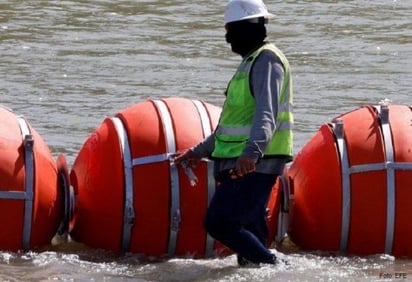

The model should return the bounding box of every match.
[174,0,293,266]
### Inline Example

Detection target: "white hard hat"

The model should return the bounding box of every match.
[224,0,275,24]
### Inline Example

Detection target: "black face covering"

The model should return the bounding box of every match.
[225,18,267,57]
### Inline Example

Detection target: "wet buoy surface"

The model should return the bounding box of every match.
[0,106,64,251]
[70,98,222,256]
[288,104,412,257]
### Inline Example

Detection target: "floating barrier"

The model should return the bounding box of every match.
[288,104,412,257]
[69,97,284,257]
[70,98,219,256]
[7,99,412,258]
[0,106,70,251]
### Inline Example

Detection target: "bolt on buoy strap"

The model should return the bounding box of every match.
[333,105,412,255]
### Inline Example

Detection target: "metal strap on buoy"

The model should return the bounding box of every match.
[152,99,181,256]
[205,161,215,256]
[332,119,351,253]
[192,99,216,256]
[18,117,34,250]
[0,116,34,250]
[276,171,290,243]
[112,99,215,254]
[111,117,135,253]
[333,104,412,254]
[377,105,395,254]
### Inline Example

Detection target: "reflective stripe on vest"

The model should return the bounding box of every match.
[212,43,293,158]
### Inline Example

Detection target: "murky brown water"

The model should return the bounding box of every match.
[1,0,411,280]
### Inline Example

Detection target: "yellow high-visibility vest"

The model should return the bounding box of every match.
[212,43,293,159]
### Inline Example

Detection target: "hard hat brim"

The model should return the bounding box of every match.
[224,12,275,24]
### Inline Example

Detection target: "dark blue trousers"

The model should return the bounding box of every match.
[204,172,278,264]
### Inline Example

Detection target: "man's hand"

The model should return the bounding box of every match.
[172,149,200,167]
[236,156,257,176]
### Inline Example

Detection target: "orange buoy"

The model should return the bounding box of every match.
[288,104,412,257]
[70,97,283,257]
[0,106,68,251]
[70,98,221,257]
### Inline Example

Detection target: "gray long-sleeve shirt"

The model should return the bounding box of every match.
[192,45,289,176]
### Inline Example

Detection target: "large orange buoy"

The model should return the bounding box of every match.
[70,97,283,257]
[288,103,412,257]
[0,106,69,251]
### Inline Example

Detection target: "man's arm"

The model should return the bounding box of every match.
[191,133,216,159]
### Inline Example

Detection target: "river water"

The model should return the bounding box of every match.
[0,0,411,281]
